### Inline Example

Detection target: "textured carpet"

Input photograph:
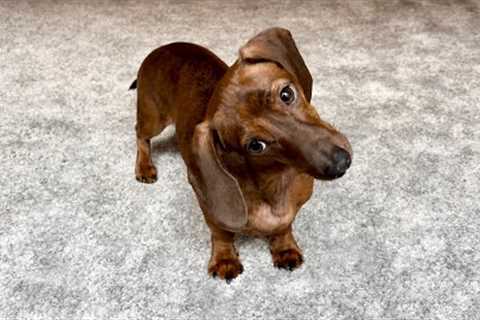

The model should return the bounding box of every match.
[1,0,479,319]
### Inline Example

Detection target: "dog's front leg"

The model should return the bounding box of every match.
[269,225,304,271]
[207,226,243,282]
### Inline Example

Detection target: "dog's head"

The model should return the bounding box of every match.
[193,28,352,231]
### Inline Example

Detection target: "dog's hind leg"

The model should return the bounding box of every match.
[135,95,171,184]
[135,136,159,184]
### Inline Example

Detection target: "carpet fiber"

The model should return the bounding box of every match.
[1,0,479,319]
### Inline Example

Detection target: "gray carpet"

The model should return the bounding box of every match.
[1,0,479,319]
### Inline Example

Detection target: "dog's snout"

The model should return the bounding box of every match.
[326,147,351,178]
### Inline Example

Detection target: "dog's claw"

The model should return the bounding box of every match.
[135,164,158,184]
[208,258,243,282]
[272,248,303,271]
[135,174,157,184]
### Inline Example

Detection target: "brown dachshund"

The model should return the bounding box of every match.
[130,28,352,282]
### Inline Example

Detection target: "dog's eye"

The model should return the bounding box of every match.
[246,139,267,154]
[280,85,295,105]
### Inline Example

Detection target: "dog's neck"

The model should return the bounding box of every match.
[224,156,296,209]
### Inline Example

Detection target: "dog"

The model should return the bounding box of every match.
[130,28,352,282]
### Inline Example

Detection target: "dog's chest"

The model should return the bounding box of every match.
[242,172,314,235]
[245,202,295,235]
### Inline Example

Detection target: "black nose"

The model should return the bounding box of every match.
[326,147,351,178]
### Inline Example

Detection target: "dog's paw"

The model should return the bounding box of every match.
[208,258,244,283]
[135,164,157,184]
[272,248,304,271]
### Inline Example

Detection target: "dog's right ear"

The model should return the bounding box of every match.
[190,121,248,231]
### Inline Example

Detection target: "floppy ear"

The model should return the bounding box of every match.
[239,27,313,102]
[190,121,248,231]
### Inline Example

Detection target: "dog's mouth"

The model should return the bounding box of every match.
[312,170,347,181]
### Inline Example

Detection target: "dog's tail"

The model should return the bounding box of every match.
[129,79,137,90]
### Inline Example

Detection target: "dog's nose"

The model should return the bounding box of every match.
[335,147,351,173]
[326,147,351,178]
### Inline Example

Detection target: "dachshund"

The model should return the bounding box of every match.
[130,28,352,282]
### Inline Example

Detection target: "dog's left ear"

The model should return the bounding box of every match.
[239,27,313,102]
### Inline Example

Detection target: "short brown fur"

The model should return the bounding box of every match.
[132,28,352,282]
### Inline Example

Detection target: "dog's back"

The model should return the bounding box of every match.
[132,43,228,177]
